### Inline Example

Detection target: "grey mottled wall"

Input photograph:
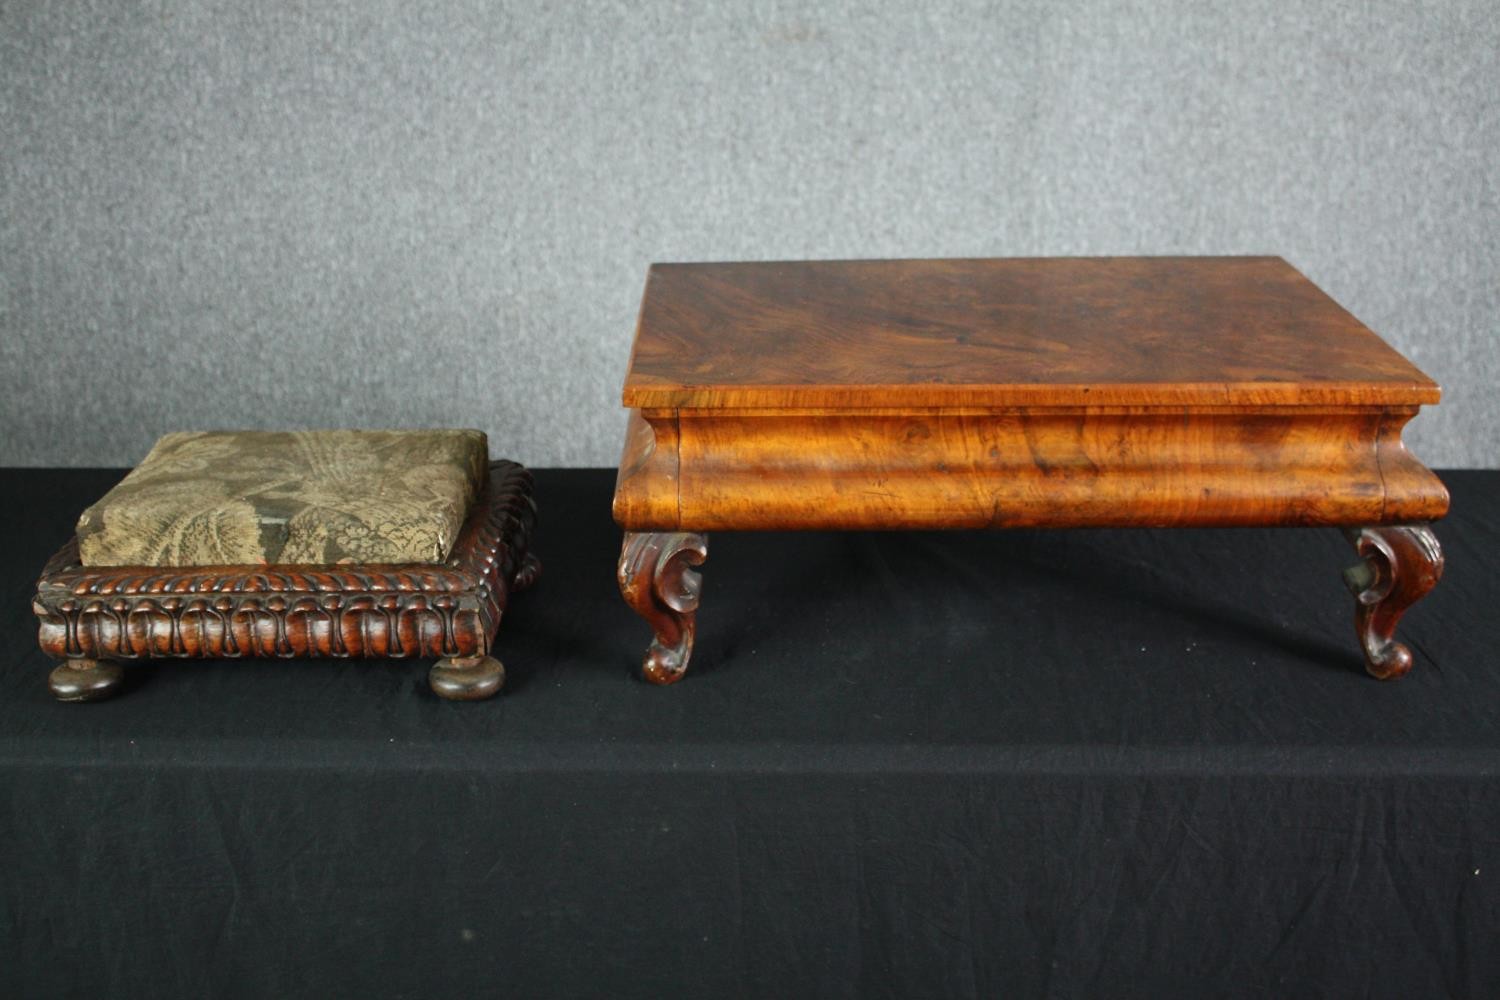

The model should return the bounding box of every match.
[2,1,1496,468]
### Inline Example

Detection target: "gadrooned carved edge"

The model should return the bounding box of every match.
[617,531,707,685]
[1341,523,1444,680]
[34,461,537,662]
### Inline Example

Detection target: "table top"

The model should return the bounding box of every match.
[622,257,1439,410]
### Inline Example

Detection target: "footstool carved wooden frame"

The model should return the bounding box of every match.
[34,461,539,702]
[612,258,1449,685]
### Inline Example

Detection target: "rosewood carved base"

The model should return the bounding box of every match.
[33,461,539,703]
[617,532,707,685]
[1342,524,1444,680]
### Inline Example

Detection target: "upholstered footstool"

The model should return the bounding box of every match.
[33,430,539,702]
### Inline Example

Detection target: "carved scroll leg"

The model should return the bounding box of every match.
[1342,524,1444,680]
[429,655,506,701]
[618,532,708,685]
[48,658,125,702]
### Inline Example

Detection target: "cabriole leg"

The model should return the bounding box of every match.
[1342,524,1444,680]
[618,531,708,685]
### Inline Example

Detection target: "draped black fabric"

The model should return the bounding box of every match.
[2,468,1497,999]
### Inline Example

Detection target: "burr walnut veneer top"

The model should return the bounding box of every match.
[623,257,1438,410]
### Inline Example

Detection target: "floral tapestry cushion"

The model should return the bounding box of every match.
[75,429,488,567]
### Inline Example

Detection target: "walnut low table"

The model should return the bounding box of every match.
[612,257,1448,683]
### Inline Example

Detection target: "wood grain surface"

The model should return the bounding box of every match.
[613,257,1447,532]
[613,407,1448,530]
[624,257,1439,410]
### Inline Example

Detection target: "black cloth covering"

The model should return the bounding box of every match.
[2,467,1498,999]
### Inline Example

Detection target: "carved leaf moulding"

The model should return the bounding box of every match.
[37,591,485,661]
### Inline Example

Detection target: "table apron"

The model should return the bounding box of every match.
[612,408,1448,530]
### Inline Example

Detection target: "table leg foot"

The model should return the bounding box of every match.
[618,531,708,685]
[1342,524,1444,680]
[429,654,506,700]
[48,658,125,702]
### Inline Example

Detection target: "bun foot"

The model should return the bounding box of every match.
[618,532,707,685]
[48,658,125,702]
[429,655,506,701]
[1342,524,1444,680]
